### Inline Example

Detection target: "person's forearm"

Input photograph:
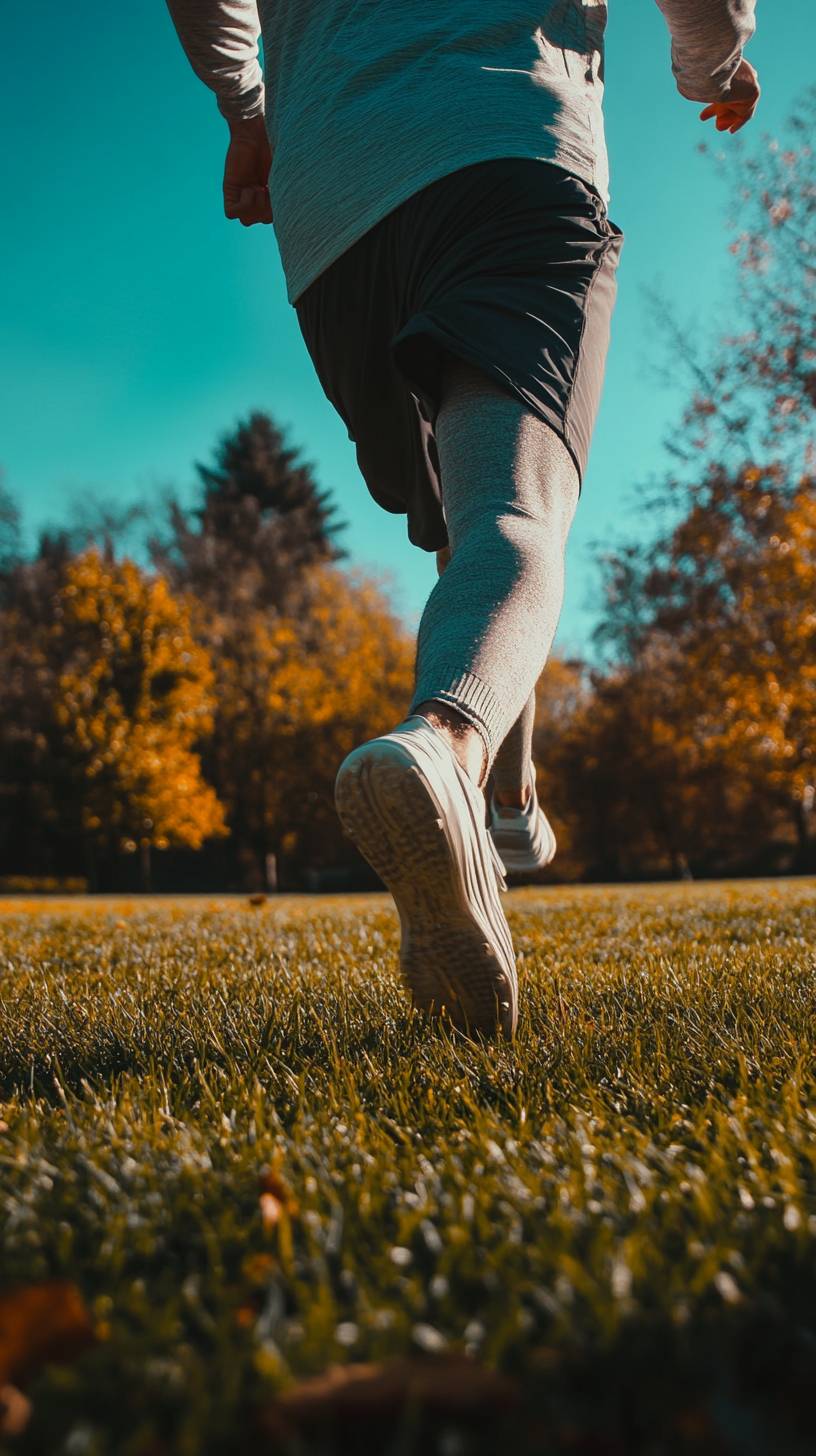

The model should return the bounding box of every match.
[165,0,264,122]
[654,0,756,102]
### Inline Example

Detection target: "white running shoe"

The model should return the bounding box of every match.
[334,715,517,1040]
[489,763,557,876]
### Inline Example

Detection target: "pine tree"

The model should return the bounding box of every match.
[152,412,346,612]
[0,478,22,594]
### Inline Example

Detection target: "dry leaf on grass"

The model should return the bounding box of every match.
[241,1252,276,1285]
[0,1282,95,1388]
[259,1167,298,1231]
[259,1193,283,1230]
[260,1355,517,1439]
[0,1384,32,1437]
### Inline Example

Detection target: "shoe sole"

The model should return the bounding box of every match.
[335,739,517,1040]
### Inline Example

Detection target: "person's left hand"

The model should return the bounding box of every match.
[223,115,273,226]
[699,58,760,134]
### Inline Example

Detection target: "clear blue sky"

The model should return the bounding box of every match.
[0,4,808,652]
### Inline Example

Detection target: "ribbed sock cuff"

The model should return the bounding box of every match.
[409,668,505,766]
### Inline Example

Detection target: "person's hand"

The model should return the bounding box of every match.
[699,58,760,134]
[223,114,273,226]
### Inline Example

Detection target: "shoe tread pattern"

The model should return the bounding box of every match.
[335,746,516,1039]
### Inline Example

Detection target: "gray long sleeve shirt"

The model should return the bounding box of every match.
[165,0,757,307]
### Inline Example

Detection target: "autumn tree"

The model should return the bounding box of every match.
[680,474,816,863]
[0,535,226,888]
[203,564,415,887]
[593,473,816,876]
[51,549,226,887]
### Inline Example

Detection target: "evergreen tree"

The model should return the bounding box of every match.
[0,478,22,595]
[151,411,346,612]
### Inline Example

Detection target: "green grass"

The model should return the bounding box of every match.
[2,881,816,1455]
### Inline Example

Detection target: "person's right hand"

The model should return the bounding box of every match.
[699,58,760,133]
[223,114,273,226]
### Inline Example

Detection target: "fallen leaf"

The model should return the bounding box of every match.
[0,1282,95,1387]
[241,1252,276,1285]
[0,1384,32,1437]
[259,1355,517,1440]
[259,1193,282,1231]
[259,1167,298,1231]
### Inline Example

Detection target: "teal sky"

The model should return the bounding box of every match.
[0,4,807,652]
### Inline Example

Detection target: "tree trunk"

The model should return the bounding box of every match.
[140,841,152,893]
[83,838,98,894]
[792,798,815,872]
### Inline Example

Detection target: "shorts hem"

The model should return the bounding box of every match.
[392,321,585,495]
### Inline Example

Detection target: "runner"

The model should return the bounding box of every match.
[165,0,759,1039]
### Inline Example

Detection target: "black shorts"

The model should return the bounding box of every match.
[294,158,623,553]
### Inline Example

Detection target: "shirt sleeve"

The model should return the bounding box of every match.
[653,0,757,102]
[165,0,265,122]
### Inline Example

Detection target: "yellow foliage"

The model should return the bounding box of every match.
[686,484,816,801]
[53,550,226,852]
[203,564,415,867]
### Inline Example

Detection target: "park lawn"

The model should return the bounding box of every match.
[1,881,816,1456]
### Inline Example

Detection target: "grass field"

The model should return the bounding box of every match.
[2,881,816,1456]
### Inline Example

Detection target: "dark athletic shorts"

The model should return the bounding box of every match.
[294,158,624,553]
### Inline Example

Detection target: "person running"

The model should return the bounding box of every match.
[165,0,759,1040]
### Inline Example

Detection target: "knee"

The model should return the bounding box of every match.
[490,482,577,597]
[456,455,578,558]
[447,487,574,573]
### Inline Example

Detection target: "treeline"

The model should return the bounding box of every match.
[0,416,415,891]
[533,463,815,879]
[1,94,813,889]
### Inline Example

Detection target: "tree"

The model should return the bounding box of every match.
[0,525,81,877]
[151,411,346,614]
[644,86,816,486]
[201,565,415,887]
[0,476,22,589]
[681,475,816,864]
[52,550,226,888]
